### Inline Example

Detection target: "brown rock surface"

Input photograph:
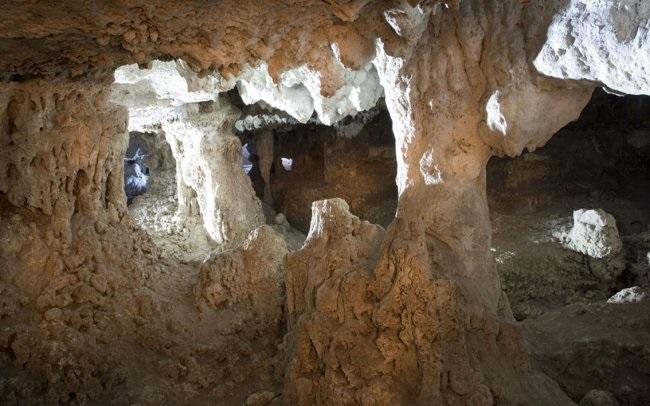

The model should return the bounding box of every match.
[195,225,288,336]
[0,1,649,405]
[523,301,650,405]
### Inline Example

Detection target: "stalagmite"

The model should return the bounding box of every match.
[255,130,274,205]
[160,100,265,246]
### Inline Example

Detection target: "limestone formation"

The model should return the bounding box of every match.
[607,286,647,304]
[563,209,623,259]
[284,199,571,404]
[0,0,649,405]
[195,225,288,335]
[112,61,265,248]
[534,0,650,95]
[579,390,619,406]
[126,130,216,263]
[160,100,265,246]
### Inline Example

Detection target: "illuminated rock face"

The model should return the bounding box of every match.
[564,209,623,259]
[158,100,265,247]
[0,0,649,404]
[112,61,264,247]
[608,286,647,304]
[534,0,650,96]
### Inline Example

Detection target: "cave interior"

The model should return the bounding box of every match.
[1,1,649,405]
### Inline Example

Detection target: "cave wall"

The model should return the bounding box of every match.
[0,79,286,404]
[269,109,397,232]
[0,79,148,403]
[0,80,126,221]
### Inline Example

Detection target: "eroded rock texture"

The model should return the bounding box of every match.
[0,76,283,406]
[0,0,649,405]
[196,225,288,337]
[488,89,650,320]
[0,79,142,402]
[284,199,570,404]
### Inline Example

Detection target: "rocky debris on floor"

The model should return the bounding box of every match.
[128,168,216,263]
[491,211,628,319]
[561,209,622,259]
[607,286,647,304]
[579,389,619,406]
[523,301,650,405]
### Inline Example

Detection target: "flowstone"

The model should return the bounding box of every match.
[284,199,571,404]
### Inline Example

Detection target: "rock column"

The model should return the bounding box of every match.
[162,98,264,247]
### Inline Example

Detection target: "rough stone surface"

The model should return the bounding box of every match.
[0,79,285,405]
[534,0,650,95]
[523,301,650,405]
[579,390,619,406]
[195,225,288,335]
[561,209,623,259]
[235,59,383,125]
[284,199,571,404]
[0,1,649,404]
[607,286,647,303]
[245,390,279,406]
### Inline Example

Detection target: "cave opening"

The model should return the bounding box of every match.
[111,59,396,261]
[121,129,213,262]
[111,61,223,263]
[487,88,650,320]
[123,133,151,204]
[234,101,398,234]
